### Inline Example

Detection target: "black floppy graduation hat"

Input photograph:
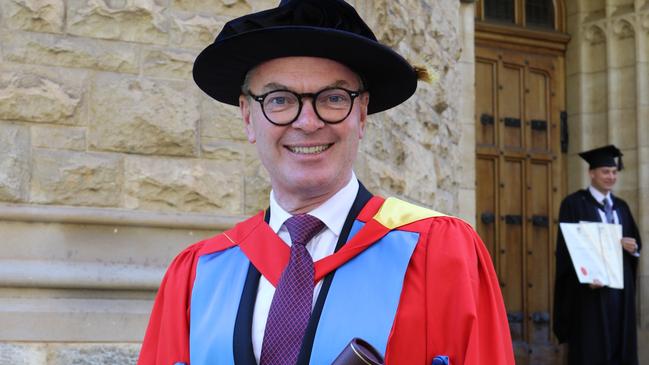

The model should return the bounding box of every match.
[192,0,421,114]
[578,145,624,171]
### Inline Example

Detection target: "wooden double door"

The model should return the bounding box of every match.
[475,46,565,364]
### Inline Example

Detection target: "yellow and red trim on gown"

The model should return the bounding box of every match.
[138,196,515,365]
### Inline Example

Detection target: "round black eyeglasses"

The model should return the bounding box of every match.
[246,87,363,126]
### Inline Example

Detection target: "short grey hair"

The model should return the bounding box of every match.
[241,67,257,96]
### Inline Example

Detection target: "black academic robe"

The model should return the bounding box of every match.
[553,189,641,365]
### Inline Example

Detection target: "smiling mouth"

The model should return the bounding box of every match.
[286,144,333,154]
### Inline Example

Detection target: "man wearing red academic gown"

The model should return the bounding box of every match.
[138,0,515,364]
[139,184,514,364]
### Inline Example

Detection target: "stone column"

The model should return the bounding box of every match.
[457,1,476,225]
[566,0,610,191]
[607,16,638,211]
[636,1,649,330]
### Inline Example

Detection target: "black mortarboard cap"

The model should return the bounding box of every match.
[578,144,624,170]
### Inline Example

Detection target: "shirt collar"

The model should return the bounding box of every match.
[588,185,612,205]
[268,172,359,236]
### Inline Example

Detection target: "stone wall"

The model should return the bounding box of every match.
[0,0,469,363]
[565,0,649,362]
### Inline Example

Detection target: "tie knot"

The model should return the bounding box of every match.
[284,214,325,247]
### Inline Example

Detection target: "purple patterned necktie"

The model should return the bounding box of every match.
[260,214,325,365]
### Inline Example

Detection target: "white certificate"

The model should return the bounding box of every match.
[560,222,623,289]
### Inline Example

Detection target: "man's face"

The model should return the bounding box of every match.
[239,57,369,203]
[589,166,618,194]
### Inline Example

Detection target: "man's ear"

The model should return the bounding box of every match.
[239,95,256,143]
[358,92,370,138]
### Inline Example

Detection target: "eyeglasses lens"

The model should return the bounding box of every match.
[262,88,354,125]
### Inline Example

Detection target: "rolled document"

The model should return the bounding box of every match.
[332,338,384,365]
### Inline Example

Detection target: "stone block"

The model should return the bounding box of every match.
[169,12,226,49]
[638,63,649,106]
[458,188,476,226]
[243,151,270,214]
[124,156,242,214]
[565,73,581,115]
[0,343,46,365]
[432,189,456,216]
[2,31,139,74]
[402,141,444,207]
[360,122,407,167]
[0,295,151,342]
[580,72,608,113]
[459,121,475,189]
[46,343,140,365]
[31,149,122,207]
[4,339,141,362]
[384,99,450,150]
[200,96,247,141]
[581,41,607,73]
[609,66,637,109]
[639,107,649,147]
[0,0,64,33]
[608,108,637,148]
[609,35,636,68]
[31,125,86,151]
[578,0,606,14]
[578,112,608,147]
[357,153,408,198]
[639,39,649,63]
[0,67,85,124]
[200,138,247,161]
[566,153,590,192]
[458,5,475,62]
[564,113,584,150]
[170,0,264,15]
[0,220,213,267]
[89,74,199,156]
[616,147,638,190]
[142,48,196,79]
[67,0,169,44]
[456,62,475,120]
[0,124,30,202]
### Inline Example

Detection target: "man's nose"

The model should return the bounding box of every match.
[292,99,325,132]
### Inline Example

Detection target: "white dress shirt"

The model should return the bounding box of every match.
[251,173,360,363]
[588,185,619,224]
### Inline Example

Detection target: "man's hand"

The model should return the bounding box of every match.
[621,237,638,254]
[589,279,603,289]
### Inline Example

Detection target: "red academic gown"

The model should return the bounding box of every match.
[138,194,514,365]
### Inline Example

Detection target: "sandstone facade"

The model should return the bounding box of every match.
[566,0,649,346]
[0,0,470,363]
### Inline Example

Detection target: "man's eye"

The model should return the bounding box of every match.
[265,93,297,108]
[327,95,346,103]
[319,92,350,105]
[268,96,287,105]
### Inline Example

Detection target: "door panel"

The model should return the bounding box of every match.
[476,60,497,148]
[501,158,525,341]
[500,64,524,150]
[528,161,551,344]
[476,156,498,259]
[527,70,551,152]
